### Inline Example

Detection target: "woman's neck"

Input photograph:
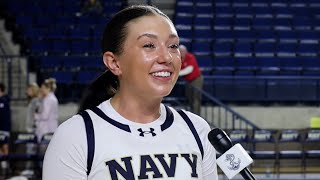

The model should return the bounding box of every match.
[110,94,162,124]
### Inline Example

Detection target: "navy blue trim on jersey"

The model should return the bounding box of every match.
[160,106,174,131]
[91,106,131,132]
[177,110,204,159]
[79,110,95,176]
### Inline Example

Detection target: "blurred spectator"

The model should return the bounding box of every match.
[26,83,41,133]
[20,83,42,177]
[179,45,203,115]
[81,0,103,15]
[0,82,11,171]
[35,78,59,143]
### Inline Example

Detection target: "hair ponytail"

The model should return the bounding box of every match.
[78,70,118,112]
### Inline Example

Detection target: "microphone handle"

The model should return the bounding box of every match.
[240,168,256,180]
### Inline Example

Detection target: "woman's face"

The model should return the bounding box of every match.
[113,14,181,99]
[26,86,35,98]
[40,84,49,97]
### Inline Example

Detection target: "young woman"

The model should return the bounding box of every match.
[43,5,218,180]
[35,78,59,143]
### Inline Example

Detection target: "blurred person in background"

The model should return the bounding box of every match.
[26,82,41,134]
[179,45,203,115]
[0,83,11,173]
[81,0,103,15]
[20,82,42,177]
[35,78,58,143]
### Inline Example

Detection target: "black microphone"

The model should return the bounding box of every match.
[208,128,256,180]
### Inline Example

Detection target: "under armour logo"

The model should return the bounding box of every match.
[137,128,156,137]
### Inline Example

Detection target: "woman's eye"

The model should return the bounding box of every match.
[169,44,179,49]
[143,43,155,48]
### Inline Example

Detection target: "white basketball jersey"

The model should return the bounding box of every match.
[43,100,218,180]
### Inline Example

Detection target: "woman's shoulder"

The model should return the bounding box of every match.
[54,114,86,138]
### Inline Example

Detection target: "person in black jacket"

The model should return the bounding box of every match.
[0,83,11,170]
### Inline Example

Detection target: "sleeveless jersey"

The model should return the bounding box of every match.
[42,99,218,180]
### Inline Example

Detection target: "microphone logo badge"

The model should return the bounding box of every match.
[225,154,241,170]
[137,128,157,137]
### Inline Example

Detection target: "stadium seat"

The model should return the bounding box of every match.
[229,129,251,152]
[278,57,303,75]
[252,18,274,30]
[213,17,232,30]
[234,30,255,42]
[70,39,90,55]
[192,42,212,56]
[69,27,92,40]
[233,17,251,30]
[234,42,252,57]
[195,55,213,74]
[24,28,47,41]
[212,57,235,75]
[276,30,298,43]
[277,129,304,174]
[214,30,234,42]
[38,133,53,163]
[34,16,56,28]
[276,43,297,57]
[254,43,276,57]
[9,132,38,173]
[303,129,320,173]
[30,40,51,56]
[235,57,257,74]
[51,40,70,55]
[297,44,318,57]
[251,129,277,174]
[39,56,63,71]
[46,26,68,40]
[212,42,232,57]
[298,31,319,44]
[256,30,277,43]
[193,28,213,42]
[302,57,320,75]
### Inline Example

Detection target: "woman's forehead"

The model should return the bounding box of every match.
[126,15,177,38]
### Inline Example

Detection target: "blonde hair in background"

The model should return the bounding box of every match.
[28,82,39,98]
[43,78,57,92]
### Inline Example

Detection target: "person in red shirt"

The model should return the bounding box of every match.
[179,45,203,115]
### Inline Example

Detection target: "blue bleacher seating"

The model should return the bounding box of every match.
[214,30,234,42]
[192,42,211,56]
[234,30,255,42]
[251,130,277,173]
[254,43,275,57]
[193,28,213,42]
[212,57,235,75]
[70,39,89,55]
[304,129,320,172]
[212,42,232,57]
[278,130,304,174]
[234,42,252,57]
[276,43,297,57]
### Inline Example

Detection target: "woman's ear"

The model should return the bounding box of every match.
[103,52,121,75]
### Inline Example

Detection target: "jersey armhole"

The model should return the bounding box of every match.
[78,110,95,176]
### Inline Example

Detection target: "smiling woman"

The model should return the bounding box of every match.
[42,5,218,180]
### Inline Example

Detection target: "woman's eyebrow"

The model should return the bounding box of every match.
[137,33,157,40]
[137,33,179,40]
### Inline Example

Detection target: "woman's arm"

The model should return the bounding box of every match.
[42,115,88,180]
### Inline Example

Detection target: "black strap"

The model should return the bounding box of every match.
[177,109,204,159]
[79,110,95,176]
